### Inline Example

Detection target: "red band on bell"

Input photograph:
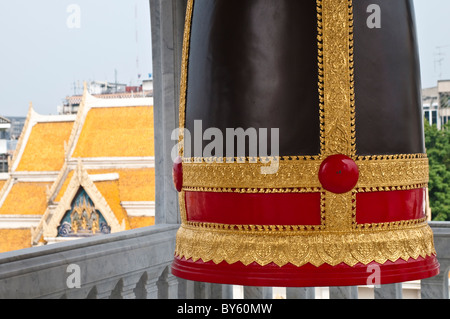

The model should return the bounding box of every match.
[185,191,322,225]
[356,188,426,224]
[173,156,183,192]
[184,187,426,226]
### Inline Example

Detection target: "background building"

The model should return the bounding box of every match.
[0,117,11,173]
[58,79,153,115]
[0,88,156,252]
[0,115,27,173]
[422,79,450,129]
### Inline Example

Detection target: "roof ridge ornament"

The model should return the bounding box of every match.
[76,158,83,184]
[9,102,37,172]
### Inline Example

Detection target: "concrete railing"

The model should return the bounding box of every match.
[0,222,449,299]
[0,224,179,299]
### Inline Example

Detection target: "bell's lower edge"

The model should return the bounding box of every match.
[171,255,440,288]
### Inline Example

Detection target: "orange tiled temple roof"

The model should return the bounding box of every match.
[16,121,74,172]
[0,182,52,215]
[72,106,154,158]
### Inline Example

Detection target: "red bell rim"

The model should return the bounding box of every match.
[172,255,440,287]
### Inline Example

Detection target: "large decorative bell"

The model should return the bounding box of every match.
[171,0,440,287]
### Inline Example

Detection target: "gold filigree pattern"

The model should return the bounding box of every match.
[178,0,194,157]
[320,0,355,231]
[325,191,355,230]
[320,0,355,158]
[181,155,429,191]
[175,221,436,267]
[183,157,321,190]
[357,155,429,188]
[179,191,188,223]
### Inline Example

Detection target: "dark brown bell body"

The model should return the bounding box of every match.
[172,0,439,287]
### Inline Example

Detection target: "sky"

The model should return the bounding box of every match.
[0,0,152,117]
[0,1,448,117]
[414,0,450,89]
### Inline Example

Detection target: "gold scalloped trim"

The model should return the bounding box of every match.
[182,186,324,193]
[175,221,436,267]
[317,0,325,155]
[182,217,427,233]
[183,153,427,163]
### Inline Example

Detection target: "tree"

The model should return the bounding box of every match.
[424,119,450,221]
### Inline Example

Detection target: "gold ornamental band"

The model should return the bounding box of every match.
[174,221,436,267]
[181,154,429,192]
[178,0,194,156]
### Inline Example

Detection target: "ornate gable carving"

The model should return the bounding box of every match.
[43,160,125,239]
[57,188,111,237]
